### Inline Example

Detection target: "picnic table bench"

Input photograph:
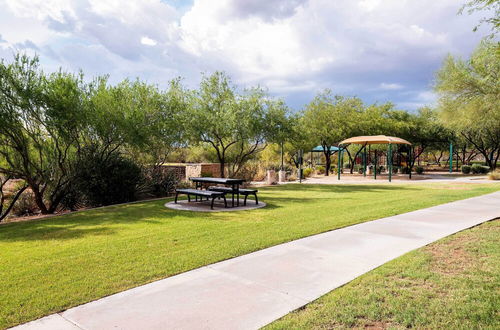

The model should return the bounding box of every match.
[175,188,227,210]
[208,186,258,206]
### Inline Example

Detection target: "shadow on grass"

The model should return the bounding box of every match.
[0,184,419,242]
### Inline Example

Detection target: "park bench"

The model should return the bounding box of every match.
[175,189,227,210]
[208,186,259,206]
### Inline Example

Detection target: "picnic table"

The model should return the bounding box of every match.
[189,177,245,207]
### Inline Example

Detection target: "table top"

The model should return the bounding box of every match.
[189,177,245,184]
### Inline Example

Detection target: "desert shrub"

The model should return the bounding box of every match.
[471,164,489,174]
[358,168,363,174]
[461,165,471,174]
[288,173,297,181]
[303,167,313,178]
[392,167,399,174]
[70,150,142,207]
[11,190,38,217]
[237,161,261,182]
[200,171,213,177]
[316,166,325,174]
[379,165,385,173]
[488,170,500,180]
[415,166,424,174]
[140,167,179,198]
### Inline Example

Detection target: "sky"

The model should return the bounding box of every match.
[0,0,491,111]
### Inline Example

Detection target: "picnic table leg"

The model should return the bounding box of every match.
[236,184,240,206]
[175,192,179,204]
[231,184,235,207]
[254,192,258,205]
[223,194,227,208]
[244,194,248,206]
[187,194,191,202]
[211,196,216,210]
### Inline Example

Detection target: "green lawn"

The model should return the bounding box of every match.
[0,183,498,328]
[267,219,500,329]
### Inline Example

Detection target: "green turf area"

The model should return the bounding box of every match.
[0,183,498,328]
[267,219,500,329]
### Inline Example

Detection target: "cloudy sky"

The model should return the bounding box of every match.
[0,0,490,111]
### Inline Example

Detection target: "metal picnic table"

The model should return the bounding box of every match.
[189,177,245,207]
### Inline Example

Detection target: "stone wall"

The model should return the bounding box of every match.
[185,163,221,178]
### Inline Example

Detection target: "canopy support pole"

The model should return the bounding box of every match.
[374,150,377,180]
[409,146,412,180]
[337,148,342,180]
[388,144,392,182]
[363,146,367,177]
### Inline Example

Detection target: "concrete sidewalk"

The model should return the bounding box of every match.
[15,192,500,330]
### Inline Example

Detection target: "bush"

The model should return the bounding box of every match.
[140,166,179,198]
[461,165,471,174]
[11,190,38,217]
[70,150,142,207]
[401,167,411,174]
[471,164,489,174]
[316,166,325,174]
[303,167,313,178]
[488,169,500,180]
[200,171,213,177]
[358,168,363,174]
[415,166,424,174]
[379,165,385,173]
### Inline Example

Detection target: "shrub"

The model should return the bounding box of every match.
[11,190,38,217]
[415,166,424,174]
[287,173,297,181]
[379,165,385,173]
[316,166,325,174]
[488,170,500,180]
[70,150,142,207]
[401,167,411,174]
[140,166,179,198]
[461,165,471,174]
[303,167,313,178]
[471,164,489,174]
[358,168,363,174]
[200,171,213,177]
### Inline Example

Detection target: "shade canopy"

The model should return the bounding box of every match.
[339,135,411,145]
[311,145,340,153]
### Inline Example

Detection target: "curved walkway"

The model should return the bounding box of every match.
[14,192,500,330]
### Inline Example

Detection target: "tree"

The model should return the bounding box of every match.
[302,91,364,175]
[459,0,500,36]
[186,72,287,177]
[435,41,500,169]
[0,54,87,214]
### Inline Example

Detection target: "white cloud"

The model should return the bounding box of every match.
[380,83,404,90]
[0,0,489,110]
[141,36,157,46]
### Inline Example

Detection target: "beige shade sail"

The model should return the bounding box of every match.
[339,135,411,145]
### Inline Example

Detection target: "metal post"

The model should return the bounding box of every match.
[374,150,377,180]
[388,144,392,182]
[299,149,303,183]
[363,146,367,177]
[409,146,412,179]
[449,142,453,173]
[337,148,342,180]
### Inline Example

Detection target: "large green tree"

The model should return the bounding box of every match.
[435,41,500,169]
[186,72,288,177]
[0,55,86,214]
[302,91,364,175]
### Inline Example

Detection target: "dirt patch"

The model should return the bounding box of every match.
[425,224,497,276]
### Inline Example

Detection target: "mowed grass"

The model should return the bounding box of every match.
[0,183,498,328]
[267,219,500,329]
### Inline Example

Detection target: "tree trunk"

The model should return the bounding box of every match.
[324,153,331,176]
[219,159,225,178]
[29,183,49,214]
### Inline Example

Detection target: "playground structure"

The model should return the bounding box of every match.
[338,135,412,182]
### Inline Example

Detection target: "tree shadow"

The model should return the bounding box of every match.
[0,183,420,242]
